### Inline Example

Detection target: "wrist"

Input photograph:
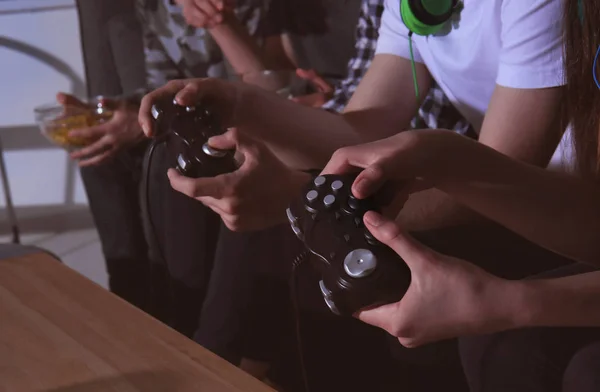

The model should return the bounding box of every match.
[493,279,540,331]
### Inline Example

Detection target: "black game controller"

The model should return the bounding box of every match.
[150,98,237,178]
[286,174,411,316]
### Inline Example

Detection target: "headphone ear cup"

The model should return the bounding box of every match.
[401,0,456,36]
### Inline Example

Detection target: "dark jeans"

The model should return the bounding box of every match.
[80,141,152,311]
[216,222,576,392]
[460,263,600,392]
[144,141,221,337]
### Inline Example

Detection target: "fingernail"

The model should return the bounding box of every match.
[141,123,150,136]
[364,212,383,227]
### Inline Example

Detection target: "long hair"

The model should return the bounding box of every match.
[563,0,600,180]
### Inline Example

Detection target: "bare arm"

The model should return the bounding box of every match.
[515,271,600,327]
[396,85,565,231]
[207,15,295,75]
[236,54,431,168]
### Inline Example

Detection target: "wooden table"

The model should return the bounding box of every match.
[0,252,275,392]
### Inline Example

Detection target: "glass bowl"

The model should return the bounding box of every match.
[34,98,114,150]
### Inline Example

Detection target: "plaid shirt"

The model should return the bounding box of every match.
[137,0,268,89]
[322,0,473,135]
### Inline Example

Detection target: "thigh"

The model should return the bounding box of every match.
[563,341,600,392]
[80,141,149,264]
[460,264,600,392]
[194,224,291,365]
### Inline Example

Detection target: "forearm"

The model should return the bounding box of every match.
[208,14,269,75]
[511,271,600,328]
[396,188,483,231]
[238,87,363,168]
[430,131,600,264]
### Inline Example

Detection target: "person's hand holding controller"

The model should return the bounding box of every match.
[357,211,523,347]
[57,93,144,167]
[166,128,311,231]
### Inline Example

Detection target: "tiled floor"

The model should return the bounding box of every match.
[0,204,108,288]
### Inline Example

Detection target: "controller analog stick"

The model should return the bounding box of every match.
[202,143,228,158]
[343,249,378,278]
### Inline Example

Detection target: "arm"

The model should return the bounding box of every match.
[434,131,600,265]
[236,54,431,168]
[517,271,600,327]
[396,85,565,231]
[325,129,600,264]
[207,14,296,75]
[355,212,600,348]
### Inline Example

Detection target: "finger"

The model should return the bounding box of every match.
[167,168,229,198]
[172,78,225,109]
[56,92,88,108]
[70,137,112,160]
[68,124,107,140]
[195,0,222,23]
[356,302,399,333]
[207,128,239,150]
[139,79,189,137]
[295,69,332,93]
[183,3,212,27]
[77,148,115,167]
[363,211,431,264]
[321,146,362,176]
[352,164,388,199]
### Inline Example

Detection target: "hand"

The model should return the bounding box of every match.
[167,128,311,231]
[322,129,455,199]
[175,0,234,29]
[292,69,334,108]
[139,78,245,138]
[357,211,521,347]
[57,93,144,166]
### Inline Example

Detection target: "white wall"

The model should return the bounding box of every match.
[0,0,88,208]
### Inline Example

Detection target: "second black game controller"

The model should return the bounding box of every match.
[286,174,411,316]
[151,98,237,178]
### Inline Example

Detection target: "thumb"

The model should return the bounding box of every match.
[363,211,431,268]
[207,128,240,150]
[56,92,87,108]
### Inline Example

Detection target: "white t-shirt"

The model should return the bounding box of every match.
[375,0,565,133]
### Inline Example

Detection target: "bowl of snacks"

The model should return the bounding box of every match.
[34,97,113,150]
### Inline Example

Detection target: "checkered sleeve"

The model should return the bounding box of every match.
[321,0,383,113]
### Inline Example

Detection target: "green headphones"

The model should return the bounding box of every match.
[401,0,458,36]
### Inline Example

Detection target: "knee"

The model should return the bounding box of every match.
[563,342,600,392]
[459,330,556,392]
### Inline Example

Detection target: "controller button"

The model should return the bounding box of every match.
[343,249,377,278]
[347,194,360,210]
[323,194,336,208]
[331,180,344,192]
[291,224,303,240]
[314,176,326,187]
[286,208,297,225]
[202,143,228,158]
[364,229,380,246]
[306,190,319,203]
[185,106,196,112]
[354,216,364,228]
[319,280,341,316]
[172,98,179,106]
[150,105,161,120]
[176,153,192,174]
